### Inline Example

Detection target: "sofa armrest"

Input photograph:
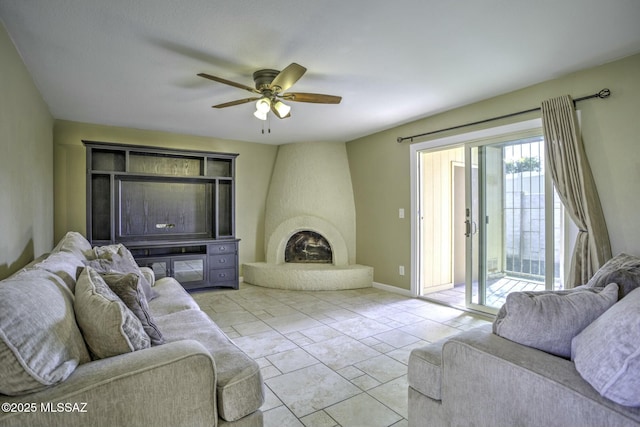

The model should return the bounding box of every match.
[440,327,640,427]
[0,340,217,427]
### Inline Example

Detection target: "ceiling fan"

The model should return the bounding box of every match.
[197,63,341,120]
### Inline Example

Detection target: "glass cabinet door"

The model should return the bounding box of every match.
[136,256,206,287]
[172,256,205,284]
[137,259,169,280]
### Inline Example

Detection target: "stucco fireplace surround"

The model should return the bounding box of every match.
[243,142,373,290]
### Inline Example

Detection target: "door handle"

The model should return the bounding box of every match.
[465,220,478,237]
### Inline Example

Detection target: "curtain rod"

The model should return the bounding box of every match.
[396,88,611,143]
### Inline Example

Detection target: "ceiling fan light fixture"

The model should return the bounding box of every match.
[255,97,271,113]
[253,110,268,121]
[199,63,341,124]
[273,100,291,117]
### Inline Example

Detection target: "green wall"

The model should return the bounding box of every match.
[347,54,640,291]
[0,21,54,280]
[4,13,638,291]
[53,120,278,271]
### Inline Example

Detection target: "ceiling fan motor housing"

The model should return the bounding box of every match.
[253,69,280,91]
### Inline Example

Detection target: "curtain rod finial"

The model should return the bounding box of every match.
[598,89,611,99]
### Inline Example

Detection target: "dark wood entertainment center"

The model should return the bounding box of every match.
[84,141,239,291]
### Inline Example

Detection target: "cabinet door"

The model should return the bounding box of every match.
[136,255,207,289]
[137,258,169,280]
[172,256,207,287]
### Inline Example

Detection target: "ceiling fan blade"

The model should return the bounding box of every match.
[198,73,260,94]
[270,104,291,119]
[212,97,260,108]
[281,92,342,104]
[269,63,307,92]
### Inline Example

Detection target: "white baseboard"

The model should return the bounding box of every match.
[372,281,413,297]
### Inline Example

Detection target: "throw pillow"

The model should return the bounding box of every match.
[584,253,640,299]
[572,286,640,406]
[52,231,94,259]
[35,250,85,293]
[74,267,151,359]
[492,283,618,358]
[101,272,165,345]
[0,269,90,395]
[86,244,159,301]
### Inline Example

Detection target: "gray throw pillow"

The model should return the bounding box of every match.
[74,267,151,359]
[85,244,159,301]
[35,250,86,293]
[0,269,90,395]
[101,272,165,346]
[493,283,618,358]
[584,253,640,299]
[572,286,640,406]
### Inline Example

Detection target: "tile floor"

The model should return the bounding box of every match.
[426,277,548,309]
[192,283,491,427]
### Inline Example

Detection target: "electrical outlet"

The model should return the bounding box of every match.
[399,208,405,219]
[399,265,405,276]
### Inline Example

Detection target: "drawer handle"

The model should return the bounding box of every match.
[218,246,226,252]
[218,273,227,278]
[155,223,175,229]
[218,259,226,264]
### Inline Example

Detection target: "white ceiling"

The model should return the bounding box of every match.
[1,1,639,145]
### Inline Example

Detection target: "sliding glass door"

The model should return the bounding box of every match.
[464,136,562,313]
[413,121,570,314]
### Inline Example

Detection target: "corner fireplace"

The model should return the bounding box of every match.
[242,142,373,291]
[285,231,332,263]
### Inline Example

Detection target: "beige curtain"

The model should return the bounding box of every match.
[541,95,611,288]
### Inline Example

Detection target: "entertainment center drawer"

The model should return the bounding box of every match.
[209,268,236,283]
[209,253,235,268]
[208,242,236,254]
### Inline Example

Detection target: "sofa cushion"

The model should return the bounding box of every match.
[148,277,200,316]
[101,272,165,346]
[584,253,640,299]
[493,283,618,358]
[0,269,90,395]
[74,267,151,359]
[87,244,159,301]
[572,286,640,406]
[408,340,445,400]
[155,309,264,421]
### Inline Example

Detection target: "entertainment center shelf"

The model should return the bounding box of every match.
[84,141,239,290]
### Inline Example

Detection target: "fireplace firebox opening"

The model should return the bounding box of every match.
[285,231,332,263]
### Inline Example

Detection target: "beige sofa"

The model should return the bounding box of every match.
[0,232,264,427]
[408,254,640,427]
